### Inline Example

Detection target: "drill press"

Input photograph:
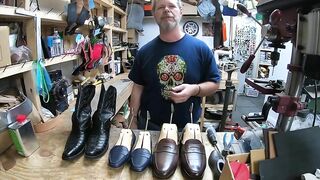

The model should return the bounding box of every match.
[241,0,320,131]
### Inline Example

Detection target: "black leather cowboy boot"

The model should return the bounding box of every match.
[62,85,95,160]
[85,85,117,158]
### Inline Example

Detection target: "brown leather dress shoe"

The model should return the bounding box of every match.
[152,138,179,179]
[180,139,206,179]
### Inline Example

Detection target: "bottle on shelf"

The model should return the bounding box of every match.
[51,30,63,57]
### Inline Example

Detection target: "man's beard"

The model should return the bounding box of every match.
[158,17,181,32]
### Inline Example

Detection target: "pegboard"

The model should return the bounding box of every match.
[234,21,257,77]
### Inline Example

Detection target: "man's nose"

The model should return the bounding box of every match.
[164,6,170,12]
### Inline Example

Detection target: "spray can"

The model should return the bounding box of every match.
[8,114,39,157]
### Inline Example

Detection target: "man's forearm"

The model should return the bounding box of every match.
[129,83,144,116]
[195,81,220,97]
[128,83,144,129]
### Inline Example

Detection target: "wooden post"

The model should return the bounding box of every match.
[200,96,206,131]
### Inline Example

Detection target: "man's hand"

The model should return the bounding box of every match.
[169,84,199,103]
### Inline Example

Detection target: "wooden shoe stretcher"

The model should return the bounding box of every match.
[158,104,178,144]
[132,110,151,152]
[181,103,203,144]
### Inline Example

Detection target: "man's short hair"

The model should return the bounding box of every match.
[152,0,182,13]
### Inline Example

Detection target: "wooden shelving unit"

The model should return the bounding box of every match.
[0,0,129,131]
[92,0,128,77]
[0,55,79,80]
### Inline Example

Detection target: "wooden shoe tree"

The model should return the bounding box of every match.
[133,131,151,152]
[158,123,178,144]
[115,129,134,150]
[181,123,202,144]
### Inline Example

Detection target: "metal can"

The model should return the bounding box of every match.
[8,116,39,157]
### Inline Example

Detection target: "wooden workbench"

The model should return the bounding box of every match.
[0,117,226,179]
[0,72,231,179]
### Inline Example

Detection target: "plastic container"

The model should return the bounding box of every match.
[8,114,39,157]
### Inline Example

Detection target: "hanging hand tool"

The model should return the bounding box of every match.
[222,133,235,157]
[237,3,271,74]
[237,3,263,27]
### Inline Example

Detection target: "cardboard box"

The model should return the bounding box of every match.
[0,26,11,68]
[181,2,197,15]
[220,149,265,180]
[220,153,250,180]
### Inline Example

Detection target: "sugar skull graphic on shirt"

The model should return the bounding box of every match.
[157,55,187,99]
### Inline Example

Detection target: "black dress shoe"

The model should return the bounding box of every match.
[130,148,152,172]
[108,130,136,168]
[208,149,225,177]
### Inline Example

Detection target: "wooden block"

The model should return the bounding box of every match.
[250,149,265,175]
[206,104,234,111]
[268,131,278,159]
[0,26,11,68]
[0,95,17,103]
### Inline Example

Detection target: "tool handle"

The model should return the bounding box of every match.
[207,126,217,146]
[240,54,255,73]
[237,3,250,16]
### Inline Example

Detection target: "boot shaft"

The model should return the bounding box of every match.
[92,85,117,129]
[96,85,117,121]
[72,85,96,129]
